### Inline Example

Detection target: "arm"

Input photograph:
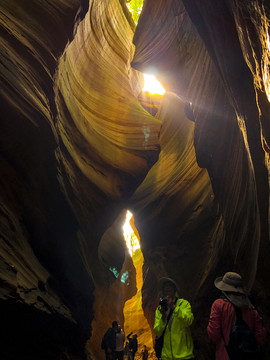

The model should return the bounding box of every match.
[153,306,167,337]
[207,300,223,342]
[252,310,267,345]
[174,299,194,326]
[103,328,115,351]
[101,329,110,349]
[122,332,125,345]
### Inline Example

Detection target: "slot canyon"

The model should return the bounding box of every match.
[0,0,270,359]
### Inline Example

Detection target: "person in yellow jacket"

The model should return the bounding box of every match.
[154,277,194,360]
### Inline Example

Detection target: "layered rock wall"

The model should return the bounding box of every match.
[0,1,269,359]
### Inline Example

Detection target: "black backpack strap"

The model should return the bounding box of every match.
[161,310,170,336]
[234,305,243,320]
[220,300,239,346]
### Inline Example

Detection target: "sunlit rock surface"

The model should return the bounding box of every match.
[132,1,270,357]
[0,0,269,359]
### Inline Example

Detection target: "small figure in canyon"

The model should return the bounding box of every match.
[207,272,267,360]
[123,341,129,360]
[127,332,138,360]
[154,277,194,360]
[115,325,125,360]
[101,320,119,360]
[124,341,129,359]
[141,345,149,360]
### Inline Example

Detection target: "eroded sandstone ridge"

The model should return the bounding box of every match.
[0,0,269,359]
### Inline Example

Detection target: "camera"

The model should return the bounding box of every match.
[159,297,168,311]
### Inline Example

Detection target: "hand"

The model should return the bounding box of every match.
[167,296,176,310]
[159,305,167,321]
[159,305,167,315]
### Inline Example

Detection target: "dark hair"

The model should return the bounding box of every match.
[112,321,118,327]
[163,281,176,291]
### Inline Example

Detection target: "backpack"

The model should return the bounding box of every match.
[101,337,105,350]
[154,334,164,359]
[101,331,108,350]
[101,328,114,350]
[225,306,261,360]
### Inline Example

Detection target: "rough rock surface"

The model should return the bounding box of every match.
[0,0,269,359]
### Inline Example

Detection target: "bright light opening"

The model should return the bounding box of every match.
[126,0,143,24]
[122,210,154,355]
[143,74,165,95]
[122,210,140,256]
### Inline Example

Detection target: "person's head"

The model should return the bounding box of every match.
[117,325,121,333]
[158,277,178,299]
[143,345,147,349]
[132,333,137,339]
[112,321,118,331]
[214,272,245,294]
[214,272,254,308]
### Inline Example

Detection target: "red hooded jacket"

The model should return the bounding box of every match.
[207,298,267,360]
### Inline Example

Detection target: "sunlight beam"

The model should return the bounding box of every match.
[143,74,166,95]
[122,210,140,256]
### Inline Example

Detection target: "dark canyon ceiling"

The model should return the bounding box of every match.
[0,0,269,359]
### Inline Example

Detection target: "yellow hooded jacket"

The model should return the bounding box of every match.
[154,298,194,360]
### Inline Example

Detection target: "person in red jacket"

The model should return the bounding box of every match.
[207,272,267,360]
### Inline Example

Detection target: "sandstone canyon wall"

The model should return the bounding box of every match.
[0,1,269,359]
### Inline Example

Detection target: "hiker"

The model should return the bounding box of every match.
[115,325,125,360]
[101,321,119,360]
[153,277,194,360]
[124,341,129,360]
[141,345,149,360]
[127,332,138,360]
[207,272,267,360]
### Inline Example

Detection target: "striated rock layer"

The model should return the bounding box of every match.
[0,0,269,359]
[131,1,270,358]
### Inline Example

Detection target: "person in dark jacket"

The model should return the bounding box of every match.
[207,272,267,360]
[141,345,148,360]
[124,341,129,359]
[127,332,138,360]
[102,321,119,360]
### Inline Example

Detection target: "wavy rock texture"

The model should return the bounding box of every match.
[132,0,263,287]
[0,0,269,359]
[132,1,270,357]
[0,0,91,358]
